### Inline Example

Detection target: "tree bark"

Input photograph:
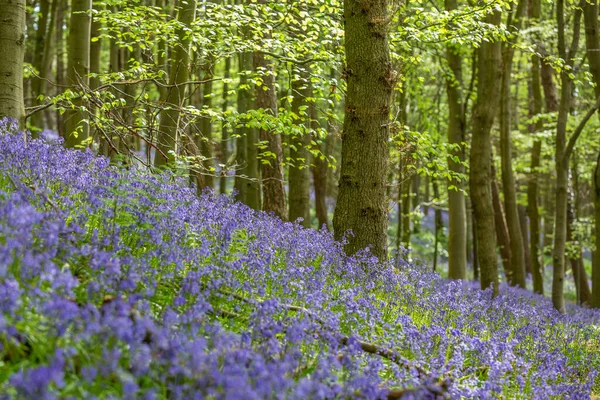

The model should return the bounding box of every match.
[470,10,502,295]
[499,0,527,288]
[311,95,329,230]
[518,204,532,275]
[595,153,600,308]
[553,0,582,312]
[492,160,513,282]
[444,0,467,280]
[30,0,58,134]
[333,0,392,260]
[582,0,600,308]
[288,67,311,227]
[64,0,92,148]
[198,68,215,191]
[220,57,231,195]
[528,0,544,294]
[0,0,26,126]
[154,0,196,168]
[55,0,67,137]
[253,50,286,219]
[567,182,592,306]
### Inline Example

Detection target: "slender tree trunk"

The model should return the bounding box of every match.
[311,95,329,230]
[492,160,513,281]
[412,173,420,234]
[220,57,231,194]
[234,54,248,203]
[519,204,532,275]
[154,0,196,168]
[499,0,527,288]
[445,0,467,279]
[528,0,544,293]
[253,51,286,219]
[553,0,582,312]
[198,69,215,191]
[234,47,261,209]
[55,0,66,137]
[89,2,102,116]
[433,178,442,271]
[30,0,57,134]
[582,0,600,308]
[0,0,26,126]
[472,204,479,280]
[333,0,392,260]
[64,0,92,148]
[567,189,592,305]
[470,10,501,294]
[594,153,600,307]
[401,172,411,250]
[288,67,311,227]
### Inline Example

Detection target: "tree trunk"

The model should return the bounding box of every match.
[64,0,92,148]
[55,0,66,137]
[492,161,513,282]
[519,204,532,275]
[470,10,502,294]
[198,69,215,191]
[288,67,311,227]
[412,173,420,234]
[553,0,582,312]
[499,0,527,288]
[30,0,58,134]
[154,0,196,168]
[582,0,600,308]
[0,0,26,126]
[253,50,286,219]
[220,57,231,195]
[433,178,443,272]
[528,0,544,293]
[333,0,392,260]
[567,192,592,306]
[311,95,329,230]
[401,172,411,250]
[594,153,600,308]
[89,2,102,125]
[445,0,467,280]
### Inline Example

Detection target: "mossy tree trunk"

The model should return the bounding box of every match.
[333,0,392,261]
[0,0,26,127]
[444,0,467,280]
[64,0,92,148]
[469,10,501,295]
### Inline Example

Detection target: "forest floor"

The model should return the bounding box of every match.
[1,127,599,398]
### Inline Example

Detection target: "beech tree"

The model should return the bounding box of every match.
[64,0,92,148]
[0,0,26,126]
[333,0,393,260]
[470,10,501,295]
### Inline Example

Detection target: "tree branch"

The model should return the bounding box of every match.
[563,95,600,163]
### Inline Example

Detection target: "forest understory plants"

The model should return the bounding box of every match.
[0,119,599,399]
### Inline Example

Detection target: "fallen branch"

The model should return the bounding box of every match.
[386,379,451,399]
[216,288,431,377]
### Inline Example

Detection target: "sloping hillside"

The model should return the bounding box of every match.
[0,119,599,399]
